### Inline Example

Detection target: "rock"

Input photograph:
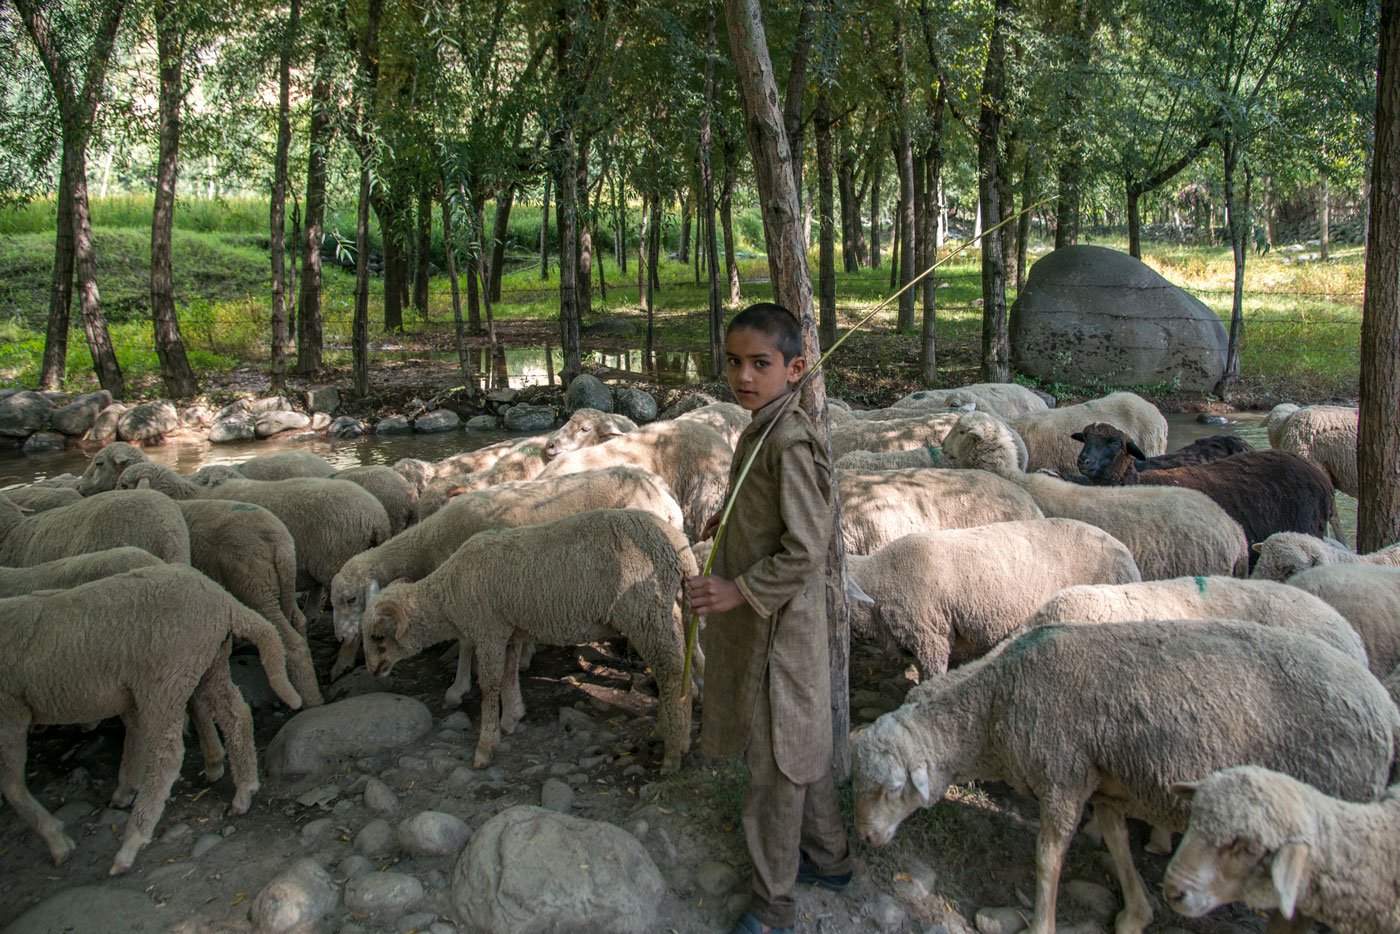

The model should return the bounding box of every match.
[614,387,657,424]
[355,819,395,857]
[398,914,440,934]
[325,667,390,701]
[248,857,338,933]
[362,777,399,815]
[192,832,223,858]
[344,872,424,917]
[265,693,434,778]
[452,805,665,934]
[251,396,293,414]
[484,387,520,409]
[256,410,312,437]
[328,416,366,439]
[230,653,282,709]
[215,399,252,421]
[6,885,167,933]
[540,779,575,814]
[53,800,95,825]
[1196,413,1229,425]
[50,391,113,436]
[502,404,556,432]
[565,374,614,414]
[305,386,341,414]
[296,784,341,808]
[160,822,193,845]
[299,818,335,847]
[1063,880,1118,925]
[180,404,215,429]
[974,907,1029,934]
[374,415,413,435]
[117,401,179,443]
[415,409,461,433]
[871,892,909,929]
[398,811,472,857]
[695,860,739,895]
[22,431,65,455]
[659,391,719,420]
[465,415,500,431]
[209,412,257,443]
[84,403,127,442]
[309,412,331,431]
[0,391,55,437]
[441,711,472,731]
[1010,245,1228,392]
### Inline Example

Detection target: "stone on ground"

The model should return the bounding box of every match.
[117,401,179,442]
[565,374,614,414]
[0,391,56,438]
[248,857,338,933]
[343,872,423,917]
[5,885,166,933]
[397,810,472,857]
[614,387,658,424]
[265,693,433,778]
[50,391,113,436]
[414,409,461,433]
[502,404,555,432]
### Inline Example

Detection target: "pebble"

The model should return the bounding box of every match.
[356,757,384,773]
[567,772,588,785]
[98,808,129,828]
[300,817,336,846]
[398,755,429,772]
[975,907,1029,934]
[428,924,458,934]
[1197,413,1229,425]
[397,912,439,933]
[355,819,395,857]
[483,767,505,782]
[438,729,463,742]
[871,892,908,929]
[631,819,648,839]
[249,857,338,933]
[338,855,373,879]
[363,777,399,815]
[159,822,193,845]
[398,811,472,857]
[521,763,546,778]
[1064,879,1118,924]
[332,799,356,816]
[695,860,739,895]
[53,800,94,826]
[222,824,236,838]
[441,711,472,731]
[558,707,595,733]
[343,871,424,916]
[191,833,223,858]
[446,767,476,789]
[623,764,646,779]
[540,778,576,813]
[579,754,609,769]
[548,761,574,777]
[297,784,340,808]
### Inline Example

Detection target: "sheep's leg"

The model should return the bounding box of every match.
[500,636,525,735]
[265,608,323,707]
[195,661,259,815]
[112,707,186,875]
[1144,823,1174,855]
[516,638,535,671]
[0,710,74,866]
[1029,795,1081,934]
[1093,802,1153,934]
[329,636,360,682]
[443,639,474,709]
[111,712,145,808]
[643,608,694,774]
[301,582,328,624]
[186,692,226,784]
[472,637,507,769]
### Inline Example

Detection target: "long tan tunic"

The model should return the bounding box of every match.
[700,392,833,784]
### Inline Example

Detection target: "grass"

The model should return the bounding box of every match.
[0,196,1366,406]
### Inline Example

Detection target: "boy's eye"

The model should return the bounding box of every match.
[754,359,768,368]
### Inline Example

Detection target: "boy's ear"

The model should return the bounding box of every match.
[787,354,807,380]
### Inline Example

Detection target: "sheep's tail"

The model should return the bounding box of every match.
[229,607,303,710]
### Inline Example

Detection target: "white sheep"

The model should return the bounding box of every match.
[542,407,638,460]
[834,447,945,471]
[360,509,696,772]
[0,564,301,874]
[538,418,731,540]
[392,457,437,495]
[841,403,972,422]
[233,450,337,480]
[430,438,521,477]
[830,412,963,461]
[1272,405,1359,498]
[837,467,1045,556]
[674,401,750,448]
[892,382,1050,419]
[1250,531,1400,582]
[78,441,148,495]
[1164,766,1400,932]
[1009,391,1167,476]
[329,465,686,691]
[0,546,164,597]
[847,518,1141,675]
[853,619,1399,934]
[1265,402,1300,448]
[943,412,1249,579]
[1286,564,1400,677]
[331,465,419,534]
[0,485,82,513]
[0,489,191,567]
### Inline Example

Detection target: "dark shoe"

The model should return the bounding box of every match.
[796,851,853,892]
[730,911,793,934]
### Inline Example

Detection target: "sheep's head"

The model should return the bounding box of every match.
[331,566,377,643]
[114,462,183,496]
[1071,422,1145,484]
[852,715,949,847]
[544,409,636,460]
[361,583,420,678]
[191,464,242,487]
[1163,766,1315,921]
[80,442,148,495]
[943,412,1019,476]
[1248,532,1336,582]
[393,458,436,495]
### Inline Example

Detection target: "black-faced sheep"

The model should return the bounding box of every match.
[1250,531,1400,582]
[1073,422,1254,480]
[853,620,1398,934]
[1009,391,1167,476]
[360,509,696,773]
[0,489,191,567]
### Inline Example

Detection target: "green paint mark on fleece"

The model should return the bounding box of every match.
[233,502,258,511]
[1195,575,1208,595]
[926,446,944,466]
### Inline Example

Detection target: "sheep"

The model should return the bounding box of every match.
[0,564,302,874]
[417,438,562,519]
[834,447,944,471]
[392,457,437,496]
[852,619,1399,934]
[1164,766,1400,932]
[1009,391,1167,475]
[114,463,389,623]
[330,465,687,691]
[674,401,750,448]
[846,518,1141,676]
[360,509,695,772]
[1073,422,1254,479]
[943,413,1250,579]
[891,382,1050,419]
[0,484,82,513]
[542,408,638,460]
[830,412,963,461]
[1274,404,1359,498]
[842,403,973,422]
[78,441,148,495]
[430,439,521,477]
[331,465,418,534]
[1286,564,1400,677]
[538,418,731,540]
[0,489,191,567]
[0,546,164,597]
[1265,402,1300,448]
[1251,531,1400,582]
[233,450,337,480]
[837,467,1044,556]
[1024,577,1368,666]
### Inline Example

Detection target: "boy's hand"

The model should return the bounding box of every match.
[699,511,723,540]
[685,574,746,615]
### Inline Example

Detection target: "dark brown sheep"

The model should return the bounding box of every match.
[1072,422,1255,482]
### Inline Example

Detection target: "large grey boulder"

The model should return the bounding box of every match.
[85,403,127,443]
[22,431,66,455]
[565,374,613,414]
[248,857,339,933]
[614,387,658,424]
[304,386,341,415]
[0,391,55,437]
[328,416,366,439]
[255,410,311,438]
[117,401,179,442]
[210,412,257,443]
[265,693,433,778]
[414,409,461,433]
[1010,244,1227,392]
[374,415,413,436]
[502,404,555,432]
[50,390,113,436]
[452,806,665,934]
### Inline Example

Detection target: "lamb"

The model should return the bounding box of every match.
[841,403,972,422]
[1274,404,1360,497]
[0,484,82,513]
[846,518,1140,675]
[538,418,731,540]
[1251,531,1400,582]
[233,450,337,480]
[1286,564,1400,677]
[1164,766,1400,932]
[331,465,418,534]
[1024,577,1368,666]
[1073,422,1254,479]
[78,441,148,495]
[542,408,638,459]
[392,458,437,495]
[430,439,521,477]
[360,509,695,772]
[0,489,191,567]
[891,382,1049,419]
[418,439,556,519]
[114,463,389,622]
[674,401,750,448]
[942,413,1250,579]
[1009,391,1167,475]
[834,447,944,471]
[330,465,686,691]
[837,467,1044,556]
[830,412,963,461]
[853,620,1399,934]
[0,546,164,597]
[0,564,302,874]
[1265,402,1300,448]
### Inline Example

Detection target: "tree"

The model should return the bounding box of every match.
[978,0,1012,382]
[270,0,301,390]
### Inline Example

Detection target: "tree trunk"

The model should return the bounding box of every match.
[869,156,882,268]
[413,185,432,318]
[71,137,123,396]
[1016,154,1033,291]
[816,92,837,348]
[1216,136,1246,398]
[577,135,594,322]
[920,137,942,387]
[723,0,848,779]
[645,193,659,370]
[288,197,300,340]
[477,197,499,389]
[978,0,1011,383]
[269,0,301,391]
[721,139,741,306]
[556,127,582,383]
[648,198,662,294]
[353,150,372,399]
[380,209,407,331]
[1359,0,1400,551]
[1126,181,1141,259]
[638,191,651,313]
[40,142,77,390]
[150,0,197,399]
[441,193,476,389]
[890,193,901,291]
[701,10,724,377]
[297,16,332,376]
[1319,168,1331,261]
[679,186,692,264]
[837,141,858,273]
[1054,148,1081,250]
[540,176,551,279]
[489,185,514,301]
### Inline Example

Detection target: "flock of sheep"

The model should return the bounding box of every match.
[1,383,1398,933]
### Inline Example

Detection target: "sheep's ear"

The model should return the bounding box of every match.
[366,580,379,600]
[1070,431,1086,443]
[1170,781,1199,801]
[845,575,875,606]
[137,477,152,489]
[1270,841,1309,919]
[1126,440,1147,460]
[1251,543,1264,554]
[910,765,932,804]
[381,601,411,640]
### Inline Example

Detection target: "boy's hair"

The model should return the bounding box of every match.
[726,302,804,363]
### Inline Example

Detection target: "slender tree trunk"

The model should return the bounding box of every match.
[540,176,551,279]
[1126,182,1141,259]
[477,198,499,390]
[816,92,837,347]
[646,193,659,371]
[150,0,197,398]
[577,135,594,322]
[978,0,1011,382]
[288,197,300,339]
[71,138,123,396]
[353,150,372,399]
[701,10,724,377]
[441,193,476,389]
[721,140,741,306]
[613,173,627,274]
[466,190,483,334]
[39,147,76,390]
[269,0,301,391]
[379,205,407,332]
[413,185,432,318]
[870,156,882,268]
[837,142,858,273]
[638,191,651,311]
[1319,167,1331,261]
[297,18,332,376]
[679,186,692,264]
[912,148,927,316]
[1016,154,1033,291]
[1360,0,1400,551]
[489,185,514,301]
[648,197,662,294]
[1216,136,1246,398]
[557,126,582,382]
[890,194,901,290]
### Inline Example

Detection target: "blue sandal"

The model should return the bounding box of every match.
[796,851,853,892]
[730,911,793,934]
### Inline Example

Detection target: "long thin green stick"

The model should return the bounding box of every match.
[680,198,1054,696]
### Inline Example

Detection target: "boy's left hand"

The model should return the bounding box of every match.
[685,574,746,615]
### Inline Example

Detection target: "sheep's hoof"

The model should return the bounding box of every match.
[441,692,463,710]
[472,749,492,769]
[228,786,257,816]
[109,788,136,809]
[109,848,137,876]
[49,834,76,866]
[203,762,226,784]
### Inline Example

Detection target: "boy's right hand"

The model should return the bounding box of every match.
[699,511,723,540]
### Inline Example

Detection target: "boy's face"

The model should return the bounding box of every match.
[725,327,806,412]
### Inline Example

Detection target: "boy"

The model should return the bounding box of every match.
[687,303,852,934]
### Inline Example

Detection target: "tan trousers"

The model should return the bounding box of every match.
[742,687,851,929]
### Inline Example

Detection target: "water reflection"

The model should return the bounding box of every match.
[468,347,714,389]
